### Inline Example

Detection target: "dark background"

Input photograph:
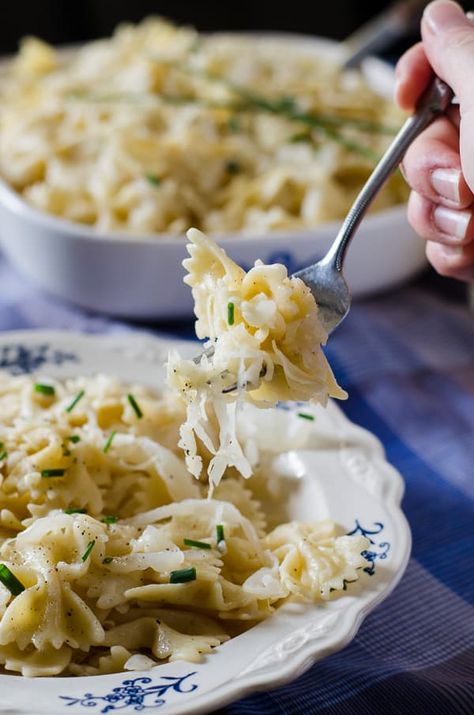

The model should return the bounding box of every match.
[0,1,418,55]
[0,1,468,66]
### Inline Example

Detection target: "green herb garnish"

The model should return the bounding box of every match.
[227,302,235,326]
[0,451,7,462]
[127,394,143,419]
[289,132,312,143]
[102,515,118,525]
[170,566,197,584]
[146,174,161,186]
[218,82,381,158]
[183,537,211,550]
[225,159,241,175]
[67,435,81,443]
[102,557,113,565]
[66,390,85,413]
[103,430,117,454]
[297,412,315,421]
[228,115,241,132]
[0,564,25,596]
[64,508,87,514]
[41,468,66,478]
[34,383,55,396]
[277,95,298,112]
[81,540,95,562]
[81,58,396,160]
[216,524,225,543]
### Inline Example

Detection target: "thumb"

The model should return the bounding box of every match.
[422,0,474,108]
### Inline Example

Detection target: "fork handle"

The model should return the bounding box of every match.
[324,77,454,272]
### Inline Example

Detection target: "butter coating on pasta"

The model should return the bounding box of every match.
[0,19,407,236]
[167,229,346,485]
[0,373,368,676]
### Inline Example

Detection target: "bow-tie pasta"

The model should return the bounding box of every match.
[0,20,406,235]
[0,374,368,676]
[167,228,346,486]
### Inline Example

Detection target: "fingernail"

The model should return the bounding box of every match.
[424,1,467,34]
[431,168,462,203]
[433,205,471,239]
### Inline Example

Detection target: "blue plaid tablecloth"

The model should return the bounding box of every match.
[0,254,473,714]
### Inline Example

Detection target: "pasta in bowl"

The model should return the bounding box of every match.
[0,20,426,318]
[0,331,410,713]
[0,19,406,235]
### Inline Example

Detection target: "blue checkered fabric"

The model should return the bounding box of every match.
[0,254,473,714]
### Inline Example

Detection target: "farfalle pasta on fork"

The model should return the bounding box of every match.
[167,229,347,486]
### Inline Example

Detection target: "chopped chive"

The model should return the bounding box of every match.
[64,508,87,515]
[66,390,85,413]
[277,95,298,112]
[81,540,95,562]
[216,524,225,543]
[41,468,65,478]
[227,302,235,326]
[170,566,197,584]
[34,383,55,396]
[127,394,143,419]
[0,563,25,596]
[228,115,241,132]
[0,451,7,461]
[102,557,113,564]
[67,435,81,443]
[102,515,117,525]
[103,430,117,454]
[146,174,161,186]
[297,412,315,421]
[183,537,211,550]
[225,159,241,175]
[289,132,312,143]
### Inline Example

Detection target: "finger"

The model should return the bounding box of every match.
[421,1,474,109]
[401,117,473,208]
[421,1,474,192]
[395,43,460,128]
[395,43,433,110]
[408,191,474,245]
[426,240,474,280]
[446,104,460,130]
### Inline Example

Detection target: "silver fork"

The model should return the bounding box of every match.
[293,76,453,334]
[194,76,453,379]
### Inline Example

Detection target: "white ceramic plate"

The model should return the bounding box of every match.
[0,330,411,715]
[0,35,426,319]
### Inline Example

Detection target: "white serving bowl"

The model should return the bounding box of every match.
[0,36,426,320]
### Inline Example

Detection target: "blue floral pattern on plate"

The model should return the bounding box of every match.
[348,520,391,575]
[0,343,79,375]
[59,673,198,712]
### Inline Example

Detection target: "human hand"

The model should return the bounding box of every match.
[395,0,474,280]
